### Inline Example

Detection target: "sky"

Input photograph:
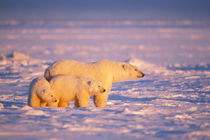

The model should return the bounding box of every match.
[0,0,210,21]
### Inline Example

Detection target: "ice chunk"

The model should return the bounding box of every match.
[0,51,30,61]
[6,51,30,61]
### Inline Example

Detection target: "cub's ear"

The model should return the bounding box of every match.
[41,89,46,94]
[122,64,127,70]
[87,81,92,86]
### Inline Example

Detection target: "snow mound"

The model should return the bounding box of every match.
[22,106,50,116]
[0,52,30,63]
[25,109,50,116]
[127,58,172,75]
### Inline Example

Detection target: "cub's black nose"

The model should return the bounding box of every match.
[54,99,57,102]
[103,89,106,92]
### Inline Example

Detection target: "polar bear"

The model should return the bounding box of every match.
[44,59,144,107]
[28,77,57,107]
[48,75,106,107]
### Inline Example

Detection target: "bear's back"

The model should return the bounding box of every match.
[49,75,80,101]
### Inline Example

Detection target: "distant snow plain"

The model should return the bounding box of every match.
[0,20,209,140]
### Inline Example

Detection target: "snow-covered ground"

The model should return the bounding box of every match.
[0,20,209,140]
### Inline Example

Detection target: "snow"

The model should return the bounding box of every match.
[0,20,210,140]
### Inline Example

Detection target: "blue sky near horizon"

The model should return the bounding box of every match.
[0,0,210,21]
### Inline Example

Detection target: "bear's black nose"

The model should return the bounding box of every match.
[103,89,106,92]
[138,72,145,78]
[54,99,57,102]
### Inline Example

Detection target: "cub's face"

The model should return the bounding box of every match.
[87,80,106,95]
[37,87,57,103]
[122,63,144,79]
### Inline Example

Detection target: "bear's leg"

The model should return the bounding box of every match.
[29,94,41,107]
[94,83,111,107]
[93,92,109,107]
[75,93,90,107]
[40,101,47,107]
[77,99,89,107]
[58,101,69,107]
[74,98,80,107]
[30,101,41,107]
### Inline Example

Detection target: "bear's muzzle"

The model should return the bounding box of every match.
[101,88,106,93]
[137,72,145,78]
[54,99,57,102]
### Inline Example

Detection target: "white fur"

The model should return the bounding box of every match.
[28,77,57,107]
[48,75,105,107]
[44,59,144,107]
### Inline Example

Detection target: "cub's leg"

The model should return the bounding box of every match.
[78,99,89,107]
[58,101,69,107]
[94,83,111,107]
[40,101,47,107]
[74,98,80,107]
[75,93,90,107]
[94,92,109,108]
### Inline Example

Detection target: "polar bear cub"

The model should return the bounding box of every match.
[48,75,106,107]
[28,77,57,107]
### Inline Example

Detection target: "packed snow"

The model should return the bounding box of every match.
[0,20,209,140]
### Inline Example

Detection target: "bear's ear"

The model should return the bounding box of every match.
[41,89,46,94]
[122,64,127,70]
[87,81,92,86]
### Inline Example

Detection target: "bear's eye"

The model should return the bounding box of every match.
[134,69,138,71]
[98,85,101,88]
[51,95,53,97]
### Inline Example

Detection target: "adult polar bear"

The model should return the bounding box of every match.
[44,59,144,107]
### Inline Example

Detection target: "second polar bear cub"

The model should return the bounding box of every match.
[28,77,57,107]
[48,75,106,107]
